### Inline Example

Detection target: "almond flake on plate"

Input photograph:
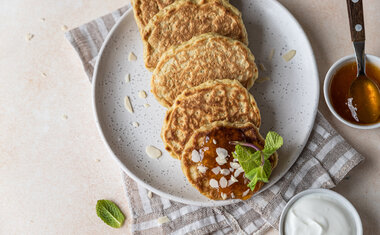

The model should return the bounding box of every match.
[124,96,134,113]
[128,52,137,61]
[138,90,147,99]
[144,103,150,108]
[147,191,153,199]
[259,63,267,72]
[157,216,170,224]
[146,145,162,159]
[132,121,139,127]
[282,49,296,62]
[125,73,130,82]
[268,48,275,61]
[256,76,270,83]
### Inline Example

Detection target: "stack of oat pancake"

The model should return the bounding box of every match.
[131,0,278,200]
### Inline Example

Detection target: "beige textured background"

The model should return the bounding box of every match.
[0,0,379,234]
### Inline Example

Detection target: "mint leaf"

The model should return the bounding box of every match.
[262,131,283,157]
[233,145,261,170]
[96,200,125,228]
[232,131,283,191]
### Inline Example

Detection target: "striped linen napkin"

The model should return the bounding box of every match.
[65,5,364,234]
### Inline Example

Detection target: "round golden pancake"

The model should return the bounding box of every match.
[151,33,258,107]
[131,0,175,33]
[181,121,278,200]
[161,79,261,159]
[142,0,248,71]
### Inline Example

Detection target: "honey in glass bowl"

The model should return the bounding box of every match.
[329,62,380,125]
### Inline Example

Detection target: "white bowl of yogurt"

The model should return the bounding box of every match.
[279,189,362,235]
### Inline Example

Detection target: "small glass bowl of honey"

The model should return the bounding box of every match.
[324,54,380,129]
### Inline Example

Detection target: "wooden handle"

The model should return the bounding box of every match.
[346,0,365,42]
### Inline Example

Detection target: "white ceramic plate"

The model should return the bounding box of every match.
[93,0,319,206]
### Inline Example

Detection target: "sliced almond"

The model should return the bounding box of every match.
[25,33,34,41]
[216,147,228,158]
[144,103,150,108]
[124,96,134,113]
[219,177,227,188]
[230,162,241,169]
[221,192,227,200]
[220,169,230,175]
[125,73,130,83]
[282,49,296,62]
[61,25,68,31]
[128,52,137,61]
[157,216,170,224]
[146,145,162,159]
[259,63,267,72]
[139,90,147,99]
[268,48,275,61]
[197,165,208,174]
[234,167,244,178]
[242,189,250,197]
[216,155,227,165]
[211,166,221,174]
[147,191,153,199]
[132,122,139,127]
[191,150,201,162]
[209,179,219,189]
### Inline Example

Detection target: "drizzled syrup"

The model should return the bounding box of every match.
[197,126,265,200]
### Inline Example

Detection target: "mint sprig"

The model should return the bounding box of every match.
[96,200,125,228]
[231,131,283,191]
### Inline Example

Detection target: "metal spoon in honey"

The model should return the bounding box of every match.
[346,0,380,123]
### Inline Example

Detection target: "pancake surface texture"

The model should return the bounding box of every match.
[152,33,258,107]
[142,0,248,71]
[181,121,278,200]
[131,0,175,32]
[162,79,261,159]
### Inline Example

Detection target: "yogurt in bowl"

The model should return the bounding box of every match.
[279,189,362,235]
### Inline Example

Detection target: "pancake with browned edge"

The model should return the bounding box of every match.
[142,0,248,71]
[151,33,258,107]
[161,79,261,159]
[181,121,278,200]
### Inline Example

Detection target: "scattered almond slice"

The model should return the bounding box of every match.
[256,76,270,84]
[62,114,68,120]
[144,103,150,108]
[211,166,221,174]
[219,177,227,188]
[157,216,170,225]
[95,159,101,162]
[125,73,130,83]
[40,72,47,77]
[282,49,296,62]
[128,52,137,61]
[138,90,147,99]
[40,18,46,22]
[242,189,250,197]
[25,33,34,41]
[61,25,68,31]
[147,191,153,199]
[221,192,227,200]
[132,122,139,127]
[146,145,162,159]
[209,179,219,188]
[124,96,133,113]
[197,165,208,174]
[191,150,201,162]
[268,48,275,61]
[259,63,267,72]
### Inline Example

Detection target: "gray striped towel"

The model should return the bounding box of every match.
[65,5,364,235]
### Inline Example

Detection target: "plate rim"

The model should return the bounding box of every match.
[92,0,320,207]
